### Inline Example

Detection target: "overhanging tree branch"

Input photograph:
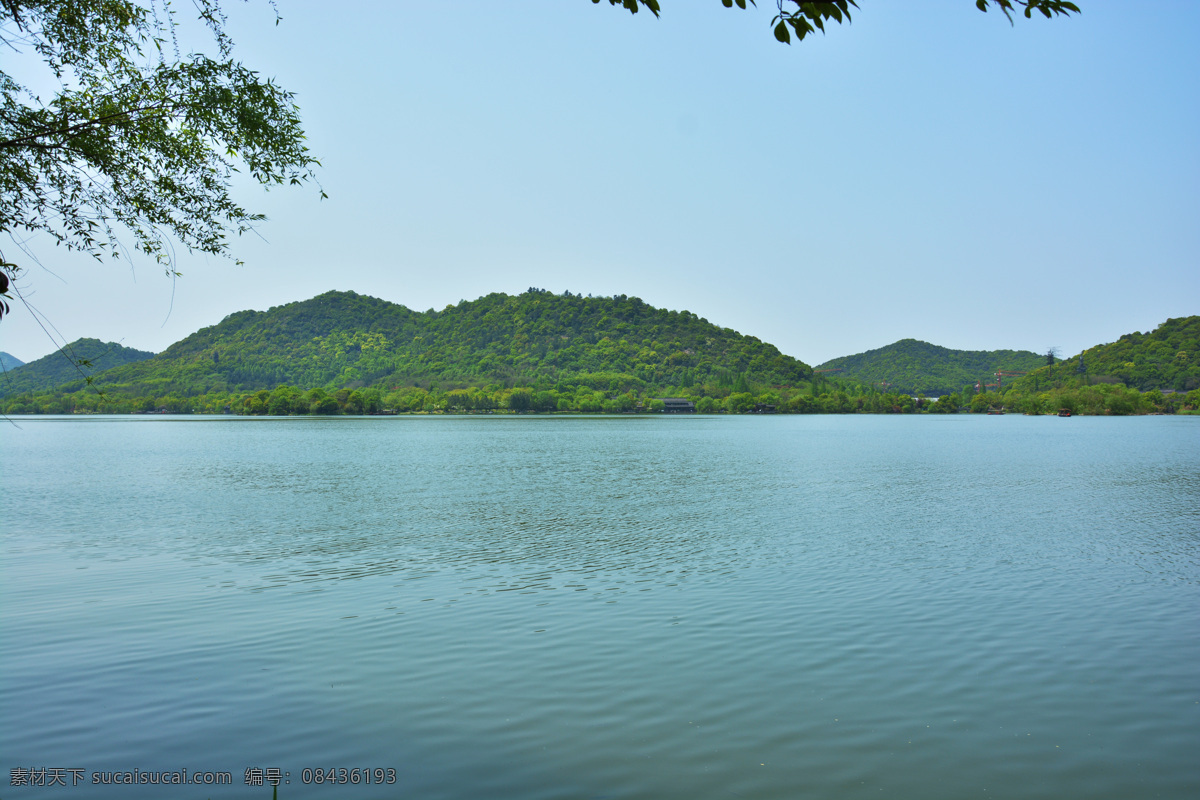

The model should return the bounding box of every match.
[0,101,178,149]
[597,0,1081,43]
[1,0,322,308]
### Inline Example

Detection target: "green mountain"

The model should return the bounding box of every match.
[0,338,155,398]
[0,351,24,371]
[817,339,1045,396]
[27,289,812,399]
[10,295,1191,417]
[1012,316,1200,393]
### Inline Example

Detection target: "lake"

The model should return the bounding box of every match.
[2,414,1197,799]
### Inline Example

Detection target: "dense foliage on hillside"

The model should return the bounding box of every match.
[3,290,812,401]
[1010,316,1199,394]
[0,338,154,398]
[4,301,1195,418]
[817,339,1045,396]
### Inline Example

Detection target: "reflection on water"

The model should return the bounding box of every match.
[2,415,1198,799]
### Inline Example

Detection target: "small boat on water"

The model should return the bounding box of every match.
[1058,408,1072,417]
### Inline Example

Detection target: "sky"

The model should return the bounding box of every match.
[2,0,1197,367]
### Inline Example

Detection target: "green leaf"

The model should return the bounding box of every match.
[774,20,791,43]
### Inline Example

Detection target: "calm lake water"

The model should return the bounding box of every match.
[2,414,1198,799]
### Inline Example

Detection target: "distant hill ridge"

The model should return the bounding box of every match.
[0,338,155,398]
[817,339,1045,396]
[7,295,1193,408]
[25,289,813,398]
[0,351,24,372]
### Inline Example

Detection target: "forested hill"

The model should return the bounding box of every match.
[60,289,812,397]
[0,338,154,398]
[817,339,1044,396]
[1012,316,1200,393]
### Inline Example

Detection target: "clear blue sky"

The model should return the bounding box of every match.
[3,0,1197,366]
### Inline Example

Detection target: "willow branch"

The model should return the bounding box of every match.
[0,102,179,149]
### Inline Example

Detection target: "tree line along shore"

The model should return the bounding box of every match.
[6,377,1197,417]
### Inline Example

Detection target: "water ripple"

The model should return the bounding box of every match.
[3,415,1198,799]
